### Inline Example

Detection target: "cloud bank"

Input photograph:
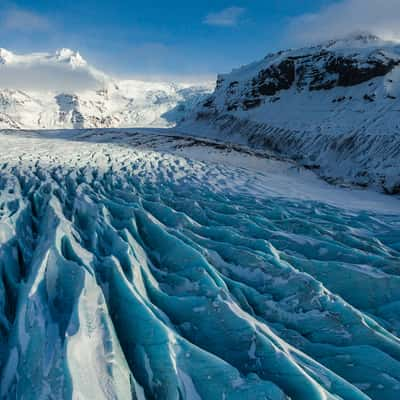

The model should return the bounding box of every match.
[203,7,245,27]
[286,0,400,46]
[0,63,103,92]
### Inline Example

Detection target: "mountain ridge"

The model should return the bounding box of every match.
[182,33,400,193]
[0,48,213,129]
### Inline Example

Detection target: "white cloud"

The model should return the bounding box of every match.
[0,64,102,92]
[1,7,50,32]
[1,6,50,32]
[286,0,400,46]
[203,7,246,27]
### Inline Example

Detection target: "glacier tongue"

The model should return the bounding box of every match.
[0,130,399,399]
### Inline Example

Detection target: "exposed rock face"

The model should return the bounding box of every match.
[200,34,400,113]
[253,59,295,96]
[325,52,400,87]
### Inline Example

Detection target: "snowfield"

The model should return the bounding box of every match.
[0,129,399,399]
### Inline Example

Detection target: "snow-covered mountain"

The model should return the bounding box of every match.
[0,48,213,129]
[184,34,400,193]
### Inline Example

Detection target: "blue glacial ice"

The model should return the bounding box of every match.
[0,131,399,399]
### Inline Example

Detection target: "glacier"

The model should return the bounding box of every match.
[0,129,399,399]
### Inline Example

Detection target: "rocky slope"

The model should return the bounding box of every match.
[0,48,212,129]
[183,34,400,193]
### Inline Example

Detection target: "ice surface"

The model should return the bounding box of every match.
[0,129,399,399]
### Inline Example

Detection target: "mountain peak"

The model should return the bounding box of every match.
[340,32,381,43]
[0,47,89,69]
[0,48,14,64]
[54,48,87,68]
[322,32,392,50]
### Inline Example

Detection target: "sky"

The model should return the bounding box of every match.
[1,0,400,81]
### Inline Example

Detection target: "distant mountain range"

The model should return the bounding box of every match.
[184,33,400,193]
[1,34,400,193]
[0,48,213,129]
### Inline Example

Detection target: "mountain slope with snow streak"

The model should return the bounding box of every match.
[183,34,400,193]
[0,48,212,129]
[0,129,399,399]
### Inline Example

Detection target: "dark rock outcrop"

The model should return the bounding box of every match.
[252,59,295,97]
[202,36,400,112]
[326,53,400,87]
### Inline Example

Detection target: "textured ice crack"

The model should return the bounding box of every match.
[0,132,399,399]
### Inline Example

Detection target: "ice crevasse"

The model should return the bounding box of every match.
[0,139,399,399]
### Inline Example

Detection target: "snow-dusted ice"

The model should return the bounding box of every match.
[0,129,399,400]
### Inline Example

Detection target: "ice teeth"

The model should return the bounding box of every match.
[0,129,398,399]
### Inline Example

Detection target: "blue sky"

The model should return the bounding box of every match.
[1,0,399,79]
